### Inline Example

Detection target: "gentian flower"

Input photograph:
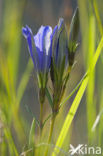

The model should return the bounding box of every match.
[22,13,79,112]
[22,25,52,89]
[22,25,52,72]
[50,18,69,85]
[50,18,69,112]
[22,25,53,105]
[52,18,68,69]
[50,13,79,113]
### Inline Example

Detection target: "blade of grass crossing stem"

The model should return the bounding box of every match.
[86,13,96,141]
[52,37,103,156]
[60,73,87,108]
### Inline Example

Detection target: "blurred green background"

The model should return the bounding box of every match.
[0,0,103,155]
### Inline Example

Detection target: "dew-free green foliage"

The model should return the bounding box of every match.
[0,0,103,156]
[0,0,33,155]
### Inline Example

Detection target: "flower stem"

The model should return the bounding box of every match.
[44,114,56,156]
[40,102,43,135]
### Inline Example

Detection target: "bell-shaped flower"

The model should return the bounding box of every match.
[22,25,52,89]
[22,25,53,104]
[50,18,69,112]
[50,18,68,86]
[52,18,68,69]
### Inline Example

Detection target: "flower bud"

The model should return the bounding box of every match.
[50,18,69,112]
[50,18,68,85]
[68,7,79,66]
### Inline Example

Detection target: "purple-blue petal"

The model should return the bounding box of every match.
[50,25,58,40]
[58,18,64,30]
[51,18,68,67]
[22,26,32,55]
[34,26,52,72]
[22,25,37,68]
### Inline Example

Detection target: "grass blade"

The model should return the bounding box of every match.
[29,118,35,148]
[86,12,96,141]
[45,87,53,109]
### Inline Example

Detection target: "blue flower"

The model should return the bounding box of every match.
[50,18,68,86]
[22,25,52,73]
[51,18,68,69]
[22,19,69,108]
[22,19,68,89]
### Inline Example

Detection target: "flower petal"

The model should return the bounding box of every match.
[22,26,32,54]
[52,18,68,67]
[34,26,52,72]
[22,25,37,67]
[34,26,52,54]
[22,25,53,73]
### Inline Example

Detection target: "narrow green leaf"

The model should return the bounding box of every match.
[86,13,96,141]
[46,87,53,109]
[93,0,103,36]
[69,7,79,43]
[60,73,87,108]
[42,113,52,128]
[25,104,40,127]
[4,127,18,156]
[0,110,18,156]
[29,118,35,148]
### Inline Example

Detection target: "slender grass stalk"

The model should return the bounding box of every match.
[44,114,56,156]
[4,128,19,156]
[40,102,43,135]
[0,110,19,156]
[93,0,103,35]
[93,1,103,148]
[86,13,96,142]
[79,0,96,143]
[38,101,44,156]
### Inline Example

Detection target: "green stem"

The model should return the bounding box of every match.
[40,102,43,135]
[44,114,56,156]
[38,102,43,156]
